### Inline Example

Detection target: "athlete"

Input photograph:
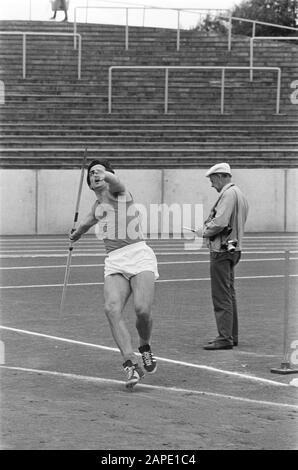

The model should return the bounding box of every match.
[69,159,159,389]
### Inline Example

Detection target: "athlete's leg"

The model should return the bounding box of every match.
[130,271,155,347]
[104,274,136,363]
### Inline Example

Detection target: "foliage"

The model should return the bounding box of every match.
[230,0,297,36]
[193,0,297,36]
[194,13,228,35]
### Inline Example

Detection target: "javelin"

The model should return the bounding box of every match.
[59,147,88,314]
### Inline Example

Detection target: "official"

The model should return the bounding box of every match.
[202,162,249,350]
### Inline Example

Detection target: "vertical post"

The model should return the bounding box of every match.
[165,68,169,114]
[74,8,77,50]
[161,168,165,205]
[250,38,254,82]
[221,68,225,114]
[282,250,290,366]
[35,169,38,235]
[143,7,146,27]
[85,0,89,23]
[276,68,281,115]
[125,8,129,50]
[251,22,256,89]
[23,33,26,79]
[228,13,232,51]
[271,249,298,374]
[252,21,256,40]
[108,67,112,114]
[160,168,165,237]
[29,0,32,21]
[284,169,288,232]
[177,10,181,52]
[78,35,82,80]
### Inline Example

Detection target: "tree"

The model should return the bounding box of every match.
[194,13,228,35]
[193,0,298,36]
[231,0,298,36]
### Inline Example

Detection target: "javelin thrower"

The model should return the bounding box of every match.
[59,147,88,314]
[68,159,159,390]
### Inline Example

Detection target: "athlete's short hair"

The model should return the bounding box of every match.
[86,159,115,187]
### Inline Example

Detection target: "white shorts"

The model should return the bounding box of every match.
[104,241,159,280]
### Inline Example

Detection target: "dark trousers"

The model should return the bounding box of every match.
[210,251,241,344]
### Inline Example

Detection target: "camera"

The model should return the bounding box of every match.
[223,239,238,252]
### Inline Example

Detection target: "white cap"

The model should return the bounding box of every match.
[205,162,232,177]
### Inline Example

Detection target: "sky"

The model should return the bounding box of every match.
[0,0,242,28]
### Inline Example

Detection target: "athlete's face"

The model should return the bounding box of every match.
[89,164,106,190]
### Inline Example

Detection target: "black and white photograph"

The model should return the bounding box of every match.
[0,0,297,454]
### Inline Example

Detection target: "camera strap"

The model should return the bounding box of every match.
[208,183,235,216]
[205,184,240,247]
[206,184,232,221]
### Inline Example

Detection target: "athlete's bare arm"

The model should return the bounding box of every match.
[104,171,126,195]
[69,211,97,242]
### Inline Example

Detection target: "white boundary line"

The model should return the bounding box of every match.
[1,250,298,259]
[1,244,297,250]
[13,243,287,248]
[1,257,298,270]
[0,325,288,387]
[0,365,296,409]
[1,235,298,242]
[1,273,298,289]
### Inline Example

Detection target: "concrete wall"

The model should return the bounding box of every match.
[286,169,298,232]
[161,169,294,233]
[0,168,297,235]
[0,170,36,234]
[37,170,95,234]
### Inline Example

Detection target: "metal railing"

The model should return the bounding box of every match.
[73,6,229,51]
[250,36,298,81]
[0,31,82,79]
[108,65,282,115]
[223,15,298,51]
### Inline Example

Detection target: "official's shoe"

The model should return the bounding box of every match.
[138,344,157,374]
[204,341,233,350]
[123,360,144,389]
[208,338,238,347]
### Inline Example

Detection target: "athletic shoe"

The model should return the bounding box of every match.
[123,360,144,389]
[138,344,157,374]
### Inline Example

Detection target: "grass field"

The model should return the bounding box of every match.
[0,233,298,450]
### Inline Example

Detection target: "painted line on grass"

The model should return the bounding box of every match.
[1,273,298,289]
[1,235,297,242]
[1,250,298,259]
[0,365,296,409]
[0,325,288,387]
[1,243,296,250]
[235,350,279,358]
[1,257,298,270]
